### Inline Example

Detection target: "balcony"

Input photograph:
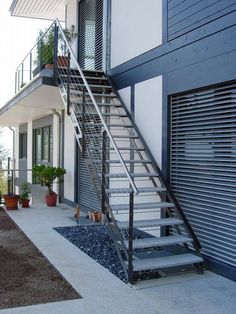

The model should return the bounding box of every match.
[0,20,68,127]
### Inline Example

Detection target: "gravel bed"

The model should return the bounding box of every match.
[55,224,128,283]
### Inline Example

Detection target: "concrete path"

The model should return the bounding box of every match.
[1,203,236,314]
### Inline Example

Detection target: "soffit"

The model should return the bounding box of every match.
[10,0,67,21]
[0,84,64,127]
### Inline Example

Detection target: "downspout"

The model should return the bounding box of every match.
[9,127,15,194]
[52,110,64,203]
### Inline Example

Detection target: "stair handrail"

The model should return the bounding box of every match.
[107,77,202,251]
[55,19,138,194]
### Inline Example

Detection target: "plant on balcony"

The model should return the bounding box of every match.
[32,165,66,207]
[34,25,78,72]
[19,182,31,208]
[34,28,54,74]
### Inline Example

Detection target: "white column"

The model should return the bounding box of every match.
[15,126,19,194]
[27,121,33,183]
[52,112,60,194]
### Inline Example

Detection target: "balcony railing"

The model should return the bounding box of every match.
[15,21,62,93]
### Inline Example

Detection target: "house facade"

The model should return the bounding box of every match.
[0,0,235,282]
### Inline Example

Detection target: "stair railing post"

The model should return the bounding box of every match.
[128,191,134,284]
[53,24,59,82]
[81,87,86,158]
[101,129,107,216]
[66,52,71,116]
[15,71,17,94]
[21,63,24,88]
[29,52,32,81]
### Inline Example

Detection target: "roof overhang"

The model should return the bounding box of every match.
[10,0,66,21]
[0,76,64,127]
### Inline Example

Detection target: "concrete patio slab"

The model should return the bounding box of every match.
[1,203,236,314]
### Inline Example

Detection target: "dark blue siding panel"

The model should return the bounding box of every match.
[168,0,236,40]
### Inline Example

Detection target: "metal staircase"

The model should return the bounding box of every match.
[56,20,203,284]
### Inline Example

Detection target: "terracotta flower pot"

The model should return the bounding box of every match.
[44,63,54,70]
[92,211,102,222]
[45,193,57,206]
[4,195,20,210]
[58,56,69,67]
[21,199,30,208]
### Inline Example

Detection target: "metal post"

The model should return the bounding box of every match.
[29,52,32,81]
[128,191,134,284]
[66,52,71,116]
[18,70,20,91]
[15,71,17,94]
[11,170,14,194]
[101,130,107,216]
[7,158,10,194]
[21,63,24,88]
[53,25,59,81]
[39,38,43,70]
[82,88,86,158]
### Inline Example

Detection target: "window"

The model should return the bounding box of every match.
[19,132,27,158]
[33,126,52,163]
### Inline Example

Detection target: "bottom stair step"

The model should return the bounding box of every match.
[123,235,192,249]
[128,253,203,272]
[117,218,183,229]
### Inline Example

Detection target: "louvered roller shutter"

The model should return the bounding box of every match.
[170,81,236,268]
[77,149,101,211]
[79,0,103,70]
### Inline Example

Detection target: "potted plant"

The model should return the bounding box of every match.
[3,193,20,210]
[32,165,66,206]
[34,24,78,74]
[19,182,31,208]
[57,24,78,67]
[33,28,54,75]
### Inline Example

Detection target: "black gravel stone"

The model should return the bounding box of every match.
[54,225,128,283]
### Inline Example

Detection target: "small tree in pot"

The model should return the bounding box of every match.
[19,182,31,208]
[33,165,66,206]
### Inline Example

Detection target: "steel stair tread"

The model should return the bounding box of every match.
[111,135,139,139]
[60,74,108,81]
[107,159,152,164]
[117,218,183,228]
[109,147,145,151]
[70,91,116,97]
[72,101,122,107]
[70,83,112,89]
[123,235,192,249]
[106,187,166,194]
[106,172,159,178]
[96,123,133,128]
[111,202,175,211]
[128,254,203,272]
[102,113,127,117]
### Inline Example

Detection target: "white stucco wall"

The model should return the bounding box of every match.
[27,121,33,183]
[135,76,163,168]
[63,114,75,202]
[118,86,131,113]
[111,0,162,68]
